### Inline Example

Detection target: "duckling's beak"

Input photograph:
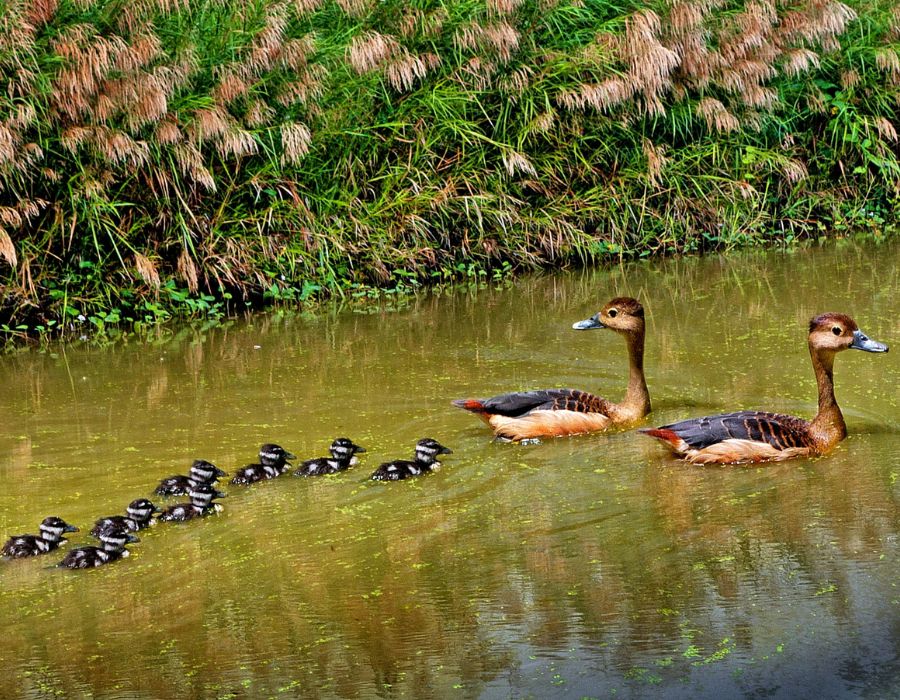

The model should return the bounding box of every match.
[285,452,297,461]
[214,490,228,499]
[150,505,161,514]
[126,534,140,544]
[214,467,228,477]
[354,445,366,453]
[64,524,79,533]
[573,314,605,330]
[850,329,889,353]
[439,446,453,455]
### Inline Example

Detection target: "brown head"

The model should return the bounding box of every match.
[572,297,645,335]
[808,313,889,355]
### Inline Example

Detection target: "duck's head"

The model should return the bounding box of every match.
[573,297,644,336]
[99,528,139,549]
[808,313,888,355]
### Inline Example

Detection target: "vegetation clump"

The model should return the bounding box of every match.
[1,0,898,334]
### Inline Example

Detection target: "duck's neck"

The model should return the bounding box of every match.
[616,329,651,419]
[809,346,846,447]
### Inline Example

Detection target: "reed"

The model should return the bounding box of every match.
[0,0,897,333]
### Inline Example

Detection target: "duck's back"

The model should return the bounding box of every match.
[654,410,813,451]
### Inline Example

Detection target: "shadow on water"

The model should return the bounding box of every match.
[0,239,898,698]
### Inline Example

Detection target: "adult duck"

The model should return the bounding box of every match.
[452,297,650,440]
[641,313,888,464]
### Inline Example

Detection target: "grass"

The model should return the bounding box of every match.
[0,0,898,338]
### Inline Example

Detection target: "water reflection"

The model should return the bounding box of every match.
[0,240,898,698]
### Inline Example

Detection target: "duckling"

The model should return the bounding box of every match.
[89,499,160,538]
[294,438,366,477]
[158,483,227,522]
[2,517,79,559]
[230,444,296,485]
[155,459,228,496]
[642,313,889,464]
[453,297,651,441]
[58,528,139,569]
[370,438,452,481]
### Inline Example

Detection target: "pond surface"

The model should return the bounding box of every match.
[0,240,898,699]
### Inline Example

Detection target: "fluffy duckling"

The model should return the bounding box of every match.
[2,517,79,559]
[58,528,139,569]
[155,459,228,496]
[158,483,227,522]
[294,438,366,477]
[370,439,452,481]
[231,444,296,485]
[90,499,160,537]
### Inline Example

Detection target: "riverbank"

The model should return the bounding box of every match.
[1,0,898,338]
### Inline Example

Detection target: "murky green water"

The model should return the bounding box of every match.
[1,240,898,699]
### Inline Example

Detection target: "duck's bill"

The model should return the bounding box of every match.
[850,329,889,353]
[572,314,605,330]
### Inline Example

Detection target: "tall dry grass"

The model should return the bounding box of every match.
[0,0,898,329]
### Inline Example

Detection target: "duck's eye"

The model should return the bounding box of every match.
[832,326,842,335]
[608,309,618,318]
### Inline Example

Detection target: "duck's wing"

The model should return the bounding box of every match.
[648,410,813,451]
[453,389,612,418]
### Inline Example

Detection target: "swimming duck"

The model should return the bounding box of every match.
[155,459,228,496]
[90,499,160,537]
[453,297,650,440]
[158,483,227,522]
[230,444,296,485]
[641,313,889,464]
[1,517,79,558]
[294,438,366,477]
[370,438,452,481]
[58,527,139,568]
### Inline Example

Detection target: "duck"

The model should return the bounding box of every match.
[641,313,889,464]
[155,459,228,496]
[230,444,296,485]
[370,438,452,481]
[2,517,79,559]
[58,527,139,569]
[90,499,160,537]
[452,297,650,440]
[294,438,366,477]
[158,483,227,522]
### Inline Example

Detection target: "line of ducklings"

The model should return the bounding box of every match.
[1,437,453,568]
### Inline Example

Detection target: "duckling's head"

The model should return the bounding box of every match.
[809,313,888,354]
[573,297,644,335]
[40,517,79,539]
[415,438,452,462]
[126,499,160,518]
[330,438,366,459]
[188,483,227,505]
[259,443,297,465]
[190,459,228,479]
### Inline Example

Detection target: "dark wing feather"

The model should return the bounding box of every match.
[469,389,612,418]
[659,411,813,451]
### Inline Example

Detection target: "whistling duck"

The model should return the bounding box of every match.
[452,297,650,440]
[641,313,888,464]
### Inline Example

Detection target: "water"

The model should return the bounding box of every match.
[0,240,898,699]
